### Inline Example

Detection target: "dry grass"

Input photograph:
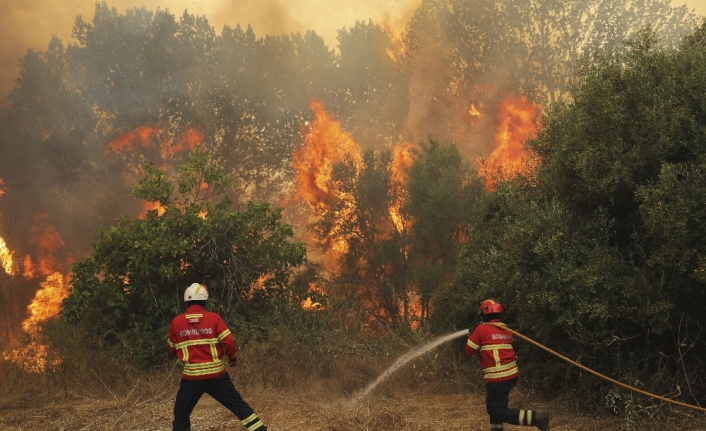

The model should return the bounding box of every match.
[2,333,706,430]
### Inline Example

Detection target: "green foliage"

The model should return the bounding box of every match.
[405,137,483,318]
[437,22,706,414]
[62,149,306,367]
[311,138,481,330]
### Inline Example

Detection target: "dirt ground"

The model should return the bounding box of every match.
[2,373,705,431]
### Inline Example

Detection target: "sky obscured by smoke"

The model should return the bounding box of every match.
[0,0,420,108]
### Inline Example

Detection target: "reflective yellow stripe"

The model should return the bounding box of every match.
[185,314,203,319]
[183,361,225,376]
[242,414,258,424]
[247,420,264,430]
[466,339,480,350]
[484,360,517,373]
[493,348,501,367]
[242,413,265,430]
[218,329,231,341]
[167,339,176,348]
[181,346,189,362]
[527,410,533,425]
[479,344,513,351]
[484,366,519,380]
[519,410,525,425]
[183,360,224,370]
[210,342,219,361]
[174,338,219,349]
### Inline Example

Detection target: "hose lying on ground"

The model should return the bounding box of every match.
[487,322,706,413]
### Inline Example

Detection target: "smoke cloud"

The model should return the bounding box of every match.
[0,0,419,108]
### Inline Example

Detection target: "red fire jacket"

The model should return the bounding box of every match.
[465,320,519,382]
[167,304,237,380]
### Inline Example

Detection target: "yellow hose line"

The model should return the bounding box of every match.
[486,323,706,413]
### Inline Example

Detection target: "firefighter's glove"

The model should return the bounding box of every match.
[228,356,238,368]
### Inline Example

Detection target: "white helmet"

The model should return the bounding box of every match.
[184,283,209,301]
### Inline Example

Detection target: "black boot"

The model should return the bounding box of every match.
[533,411,550,431]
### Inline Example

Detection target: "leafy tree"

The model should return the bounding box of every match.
[405,137,483,321]
[335,20,411,147]
[438,22,706,411]
[62,149,306,366]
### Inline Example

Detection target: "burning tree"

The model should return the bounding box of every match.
[62,148,306,366]
[290,101,483,330]
[438,25,706,410]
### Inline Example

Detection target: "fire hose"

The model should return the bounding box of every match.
[487,323,706,413]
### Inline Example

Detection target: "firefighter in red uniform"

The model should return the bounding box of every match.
[466,299,550,431]
[168,283,267,431]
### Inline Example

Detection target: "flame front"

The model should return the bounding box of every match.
[3,216,70,373]
[477,96,542,189]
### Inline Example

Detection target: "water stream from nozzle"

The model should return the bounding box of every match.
[351,329,469,403]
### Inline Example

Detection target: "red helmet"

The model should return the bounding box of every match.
[479,299,503,315]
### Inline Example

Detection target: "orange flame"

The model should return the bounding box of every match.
[389,142,415,234]
[22,254,35,279]
[301,283,325,311]
[22,272,68,333]
[107,126,204,157]
[383,24,406,62]
[401,291,426,331]
[139,201,167,219]
[30,213,66,276]
[477,96,543,190]
[4,216,70,373]
[164,128,204,157]
[292,99,363,208]
[0,236,14,275]
[0,176,5,199]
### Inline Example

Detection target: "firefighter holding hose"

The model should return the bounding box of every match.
[168,283,268,431]
[466,299,550,431]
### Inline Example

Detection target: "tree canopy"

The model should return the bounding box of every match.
[435,22,706,409]
[62,149,306,365]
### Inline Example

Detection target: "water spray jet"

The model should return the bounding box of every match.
[351,329,468,403]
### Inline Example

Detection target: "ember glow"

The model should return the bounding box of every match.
[301,283,325,311]
[477,96,543,190]
[139,201,167,219]
[107,126,204,158]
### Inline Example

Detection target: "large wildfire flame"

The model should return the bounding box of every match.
[292,99,363,209]
[291,100,420,324]
[477,96,543,189]
[2,214,71,373]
